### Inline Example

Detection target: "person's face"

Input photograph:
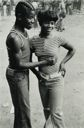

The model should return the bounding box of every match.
[23,11,35,29]
[42,20,55,34]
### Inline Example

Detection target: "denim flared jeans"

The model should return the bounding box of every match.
[39,74,65,128]
[6,67,32,128]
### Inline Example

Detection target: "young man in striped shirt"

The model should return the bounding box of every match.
[30,9,76,128]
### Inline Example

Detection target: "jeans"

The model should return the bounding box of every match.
[39,74,65,128]
[6,67,32,128]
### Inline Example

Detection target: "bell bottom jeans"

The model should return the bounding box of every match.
[6,67,32,128]
[39,75,65,128]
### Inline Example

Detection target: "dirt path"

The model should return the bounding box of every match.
[0,14,84,128]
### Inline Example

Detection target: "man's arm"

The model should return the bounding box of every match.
[30,51,42,79]
[30,68,41,80]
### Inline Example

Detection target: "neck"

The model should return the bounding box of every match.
[40,28,49,38]
[14,20,25,33]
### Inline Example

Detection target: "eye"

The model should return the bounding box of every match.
[50,21,55,25]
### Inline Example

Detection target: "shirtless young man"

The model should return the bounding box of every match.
[6,1,54,128]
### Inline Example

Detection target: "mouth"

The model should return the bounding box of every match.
[47,28,53,32]
[28,22,33,27]
[27,24,32,29]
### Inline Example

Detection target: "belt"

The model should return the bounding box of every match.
[40,72,61,80]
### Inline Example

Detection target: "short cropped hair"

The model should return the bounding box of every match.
[15,1,35,18]
[37,10,58,26]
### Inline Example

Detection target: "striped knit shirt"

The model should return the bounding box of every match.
[30,30,68,75]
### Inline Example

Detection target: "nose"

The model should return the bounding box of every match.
[29,18,34,24]
[31,18,35,23]
[28,18,35,24]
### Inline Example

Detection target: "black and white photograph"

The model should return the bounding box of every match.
[0,0,84,128]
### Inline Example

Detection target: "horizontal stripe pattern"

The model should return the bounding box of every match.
[30,35,67,74]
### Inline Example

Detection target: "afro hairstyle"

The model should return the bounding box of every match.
[37,10,58,26]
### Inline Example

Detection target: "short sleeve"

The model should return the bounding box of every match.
[58,36,69,47]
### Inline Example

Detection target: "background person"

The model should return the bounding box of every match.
[65,0,73,15]
[6,0,11,16]
[49,0,66,31]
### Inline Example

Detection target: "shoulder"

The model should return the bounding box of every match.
[6,31,22,50]
[51,30,69,46]
[57,35,69,47]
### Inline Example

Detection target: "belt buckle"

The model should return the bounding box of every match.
[50,72,61,79]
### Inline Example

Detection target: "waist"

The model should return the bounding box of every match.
[39,64,59,74]
[7,67,29,75]
[40,72,62,80]
[8,52,30,66]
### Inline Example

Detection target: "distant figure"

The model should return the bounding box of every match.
[77,0,82,11]
[6,0,11,16]
[73,0,82,11]
[1,0,7,16]
[65,0,73,15]
[50,0,66,31]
